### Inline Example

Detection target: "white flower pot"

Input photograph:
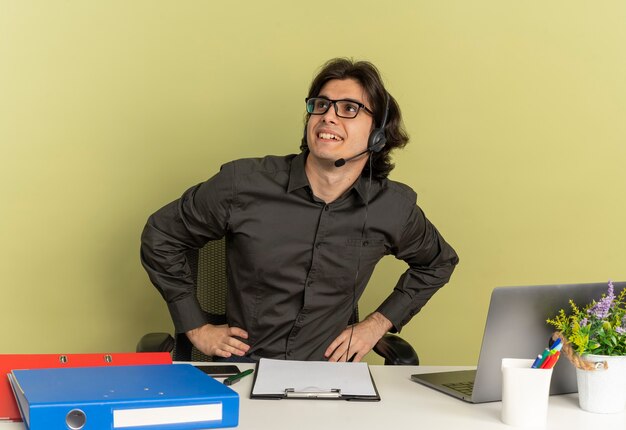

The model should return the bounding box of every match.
[576,354,626,413]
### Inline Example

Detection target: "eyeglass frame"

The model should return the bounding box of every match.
[305,97,374,119]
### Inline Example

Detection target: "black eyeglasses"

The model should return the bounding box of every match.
[305,97,373,119]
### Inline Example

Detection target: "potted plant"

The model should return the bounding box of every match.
[547,281,626,413]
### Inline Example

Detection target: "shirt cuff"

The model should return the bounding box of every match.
[375,291,420,334]
[167,295,208,333]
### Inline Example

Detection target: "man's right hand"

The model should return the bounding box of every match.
[185,324,250,358]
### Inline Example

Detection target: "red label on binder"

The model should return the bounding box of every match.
[1,352,172,421]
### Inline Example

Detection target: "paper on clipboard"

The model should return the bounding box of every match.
[251,358,379,400]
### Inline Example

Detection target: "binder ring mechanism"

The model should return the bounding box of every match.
[284,388,341,399]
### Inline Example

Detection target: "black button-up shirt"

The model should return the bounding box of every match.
[141,152,458,361]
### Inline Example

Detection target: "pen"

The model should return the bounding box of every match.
[540,354,555,369]
[223,369,254,386]
[550,337,562,350]
[550,341,563,353]
[532,348,550,368]
[530,354,543,369]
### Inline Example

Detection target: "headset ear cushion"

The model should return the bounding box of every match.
[368,128,387,153]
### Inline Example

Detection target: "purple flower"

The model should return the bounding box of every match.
[580,317,588,327]
[587,281,615,320]
[617,326,626,335]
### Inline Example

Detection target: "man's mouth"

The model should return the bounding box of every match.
[318,132,343,141]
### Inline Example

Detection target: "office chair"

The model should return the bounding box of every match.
[137,238,419,365]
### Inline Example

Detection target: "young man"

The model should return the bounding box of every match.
[141,58,459,362]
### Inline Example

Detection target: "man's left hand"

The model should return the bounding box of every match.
[324,312,393,362]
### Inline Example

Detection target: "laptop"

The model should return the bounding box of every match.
[411,281,625,403]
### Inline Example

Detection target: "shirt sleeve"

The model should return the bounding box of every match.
[140,162,235,333]
[375,202,459,333]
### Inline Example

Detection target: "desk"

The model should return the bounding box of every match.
[2,365,624,429]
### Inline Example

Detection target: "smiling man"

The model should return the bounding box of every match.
[141,58,459,363]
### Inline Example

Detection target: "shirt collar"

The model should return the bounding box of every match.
[287,151,310,193]
[287,151,374,203]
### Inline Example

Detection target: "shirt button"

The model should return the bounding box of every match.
[324,206,330,211]
[363,240,369,246]
[315,242,321,249]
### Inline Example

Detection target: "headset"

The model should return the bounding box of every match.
[367,92,390,153]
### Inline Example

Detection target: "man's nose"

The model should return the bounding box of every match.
[321,103,339,123]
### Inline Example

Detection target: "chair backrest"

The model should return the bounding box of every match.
[173,238,229,362]
[174,237,360,361]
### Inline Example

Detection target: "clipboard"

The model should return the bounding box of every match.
[250,358,380,401]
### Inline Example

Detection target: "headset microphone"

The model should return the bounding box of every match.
[334,93,390,168]
[333,148,370,167]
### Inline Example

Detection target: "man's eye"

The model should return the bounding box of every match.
[339,102,358,115]
[344,103,358,113]
[315,100,330,110]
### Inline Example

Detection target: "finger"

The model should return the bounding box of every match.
[351,350,366,363]
[228,326,249,339]
[221,345,246,357]
[215,340,246,356]
[213,349,232,358]
[324,332,347,358]
[328,343,350,362]
[225,338,250,355]
[324,342,338,359]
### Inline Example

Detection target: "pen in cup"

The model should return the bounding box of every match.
[531,338,563,369]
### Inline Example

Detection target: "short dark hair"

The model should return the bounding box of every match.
[300,58,409,180]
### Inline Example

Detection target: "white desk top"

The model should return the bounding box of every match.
[2,365,625,429]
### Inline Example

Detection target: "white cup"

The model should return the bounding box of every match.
[501,358,553,428]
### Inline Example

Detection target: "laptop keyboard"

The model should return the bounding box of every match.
[443,381,474,396]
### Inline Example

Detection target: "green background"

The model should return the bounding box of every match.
[1,1,625,365]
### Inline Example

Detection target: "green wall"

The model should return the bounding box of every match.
[1,1,625,365]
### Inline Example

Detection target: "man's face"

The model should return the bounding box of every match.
[306,78,374,165]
